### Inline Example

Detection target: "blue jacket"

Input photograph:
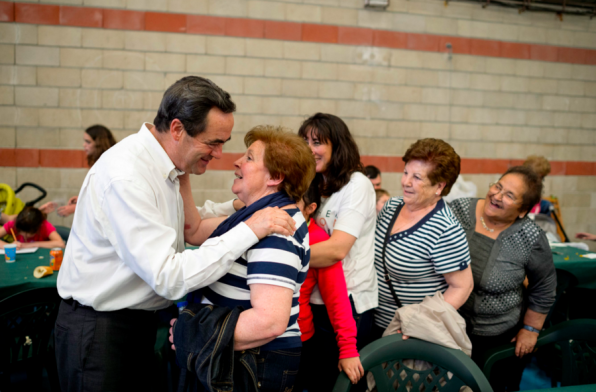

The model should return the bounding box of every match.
[173,303,259,392]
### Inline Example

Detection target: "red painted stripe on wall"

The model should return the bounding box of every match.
[0,1,14,22]
[3,1,596,66]
[1,148,595,175]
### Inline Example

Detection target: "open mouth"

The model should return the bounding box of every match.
[489,198,502,209]
[235,173,243,179]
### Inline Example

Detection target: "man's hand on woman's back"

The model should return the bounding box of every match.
[245,207,296,239]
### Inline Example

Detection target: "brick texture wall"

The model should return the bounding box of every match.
[0,0,595,250]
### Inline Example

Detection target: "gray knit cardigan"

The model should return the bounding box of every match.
[449,198,557,336]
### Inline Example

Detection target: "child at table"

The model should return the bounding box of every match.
[0,206,65,250]
[295,181,364,388]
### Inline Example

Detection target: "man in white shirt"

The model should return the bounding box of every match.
[54,76,295,392]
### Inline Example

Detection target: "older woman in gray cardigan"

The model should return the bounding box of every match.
[450,165,556,391]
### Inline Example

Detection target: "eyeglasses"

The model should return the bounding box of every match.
[488,182,519,204]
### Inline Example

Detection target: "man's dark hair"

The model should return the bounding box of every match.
[365,165,381,179]
[153,76,236,137]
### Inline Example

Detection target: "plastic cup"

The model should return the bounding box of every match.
[4,244,16,263]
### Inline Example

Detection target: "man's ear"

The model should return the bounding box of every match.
[170,119,185,142]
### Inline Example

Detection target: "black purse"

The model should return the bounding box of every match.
[381,204,403,309]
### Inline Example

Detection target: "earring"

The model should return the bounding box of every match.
[436,191,440,195]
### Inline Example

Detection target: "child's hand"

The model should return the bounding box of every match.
[338,357,364,384]
[14,241,23,250]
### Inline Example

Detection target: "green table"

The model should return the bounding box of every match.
[552,246,596,290]
[524,385,596,392]
[0,248,58,299]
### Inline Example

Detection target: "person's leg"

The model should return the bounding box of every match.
[308,304,340,392]
[294,338,314,392]
[256,347,301,392]
[55,300,157,392]
[353,307,374,350]
[350,301,375,392]
[55,300,90,392]
[469,328,529,392]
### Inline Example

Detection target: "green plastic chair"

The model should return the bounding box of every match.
[333,334,494,392]
[544,269,579,327]
[483,319,596,388]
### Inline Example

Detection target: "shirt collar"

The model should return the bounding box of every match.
[138,123,185,182]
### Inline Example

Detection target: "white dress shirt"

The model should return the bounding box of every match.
[58,123,258,311]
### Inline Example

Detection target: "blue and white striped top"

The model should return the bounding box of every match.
[203,208,309,351]
[374,197,471,329]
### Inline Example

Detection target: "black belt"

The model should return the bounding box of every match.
[62,298,157,316]
[63,297,92,309]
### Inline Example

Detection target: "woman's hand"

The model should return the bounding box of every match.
[169,318,177,351]
[338,357,365,384]
[57,204,76,217]
[576,232,596,241]
[511,328,538,357]
[39,201,58,214]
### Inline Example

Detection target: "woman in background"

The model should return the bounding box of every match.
[450,166,556,391]
[373,139,473,334]
[298,113,377,391]
[41,125,116,217]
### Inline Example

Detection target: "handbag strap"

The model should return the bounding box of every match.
[381,204,403,309]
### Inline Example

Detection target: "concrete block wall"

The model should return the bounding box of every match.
[0,0,595,249]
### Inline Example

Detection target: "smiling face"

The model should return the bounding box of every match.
[483,173,527,223]
[174,107,234,175]
[83,132,96,157]
[401,160,444,208]
[232,140,279,206]
[303,128,332,174]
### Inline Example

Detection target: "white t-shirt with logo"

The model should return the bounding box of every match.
[310,171,378,314]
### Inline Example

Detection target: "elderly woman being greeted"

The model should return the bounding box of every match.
[373,138,473,336]
[175,126,315,392]
[450,166,556,391]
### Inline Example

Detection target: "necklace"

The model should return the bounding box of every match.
[480,216,494,232]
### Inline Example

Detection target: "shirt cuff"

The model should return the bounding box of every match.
[218,222,259,254]
[196,199,236,219]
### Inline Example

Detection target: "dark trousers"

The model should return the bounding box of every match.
[255,347,302,392]
[296,300,374,392]
[54,299,158,392]
[468,326,531,392]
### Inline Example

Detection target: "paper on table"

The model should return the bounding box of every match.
[579,253,596,259]
[0,247,39,255]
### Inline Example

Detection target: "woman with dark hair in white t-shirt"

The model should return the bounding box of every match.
[298,113,377,391]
